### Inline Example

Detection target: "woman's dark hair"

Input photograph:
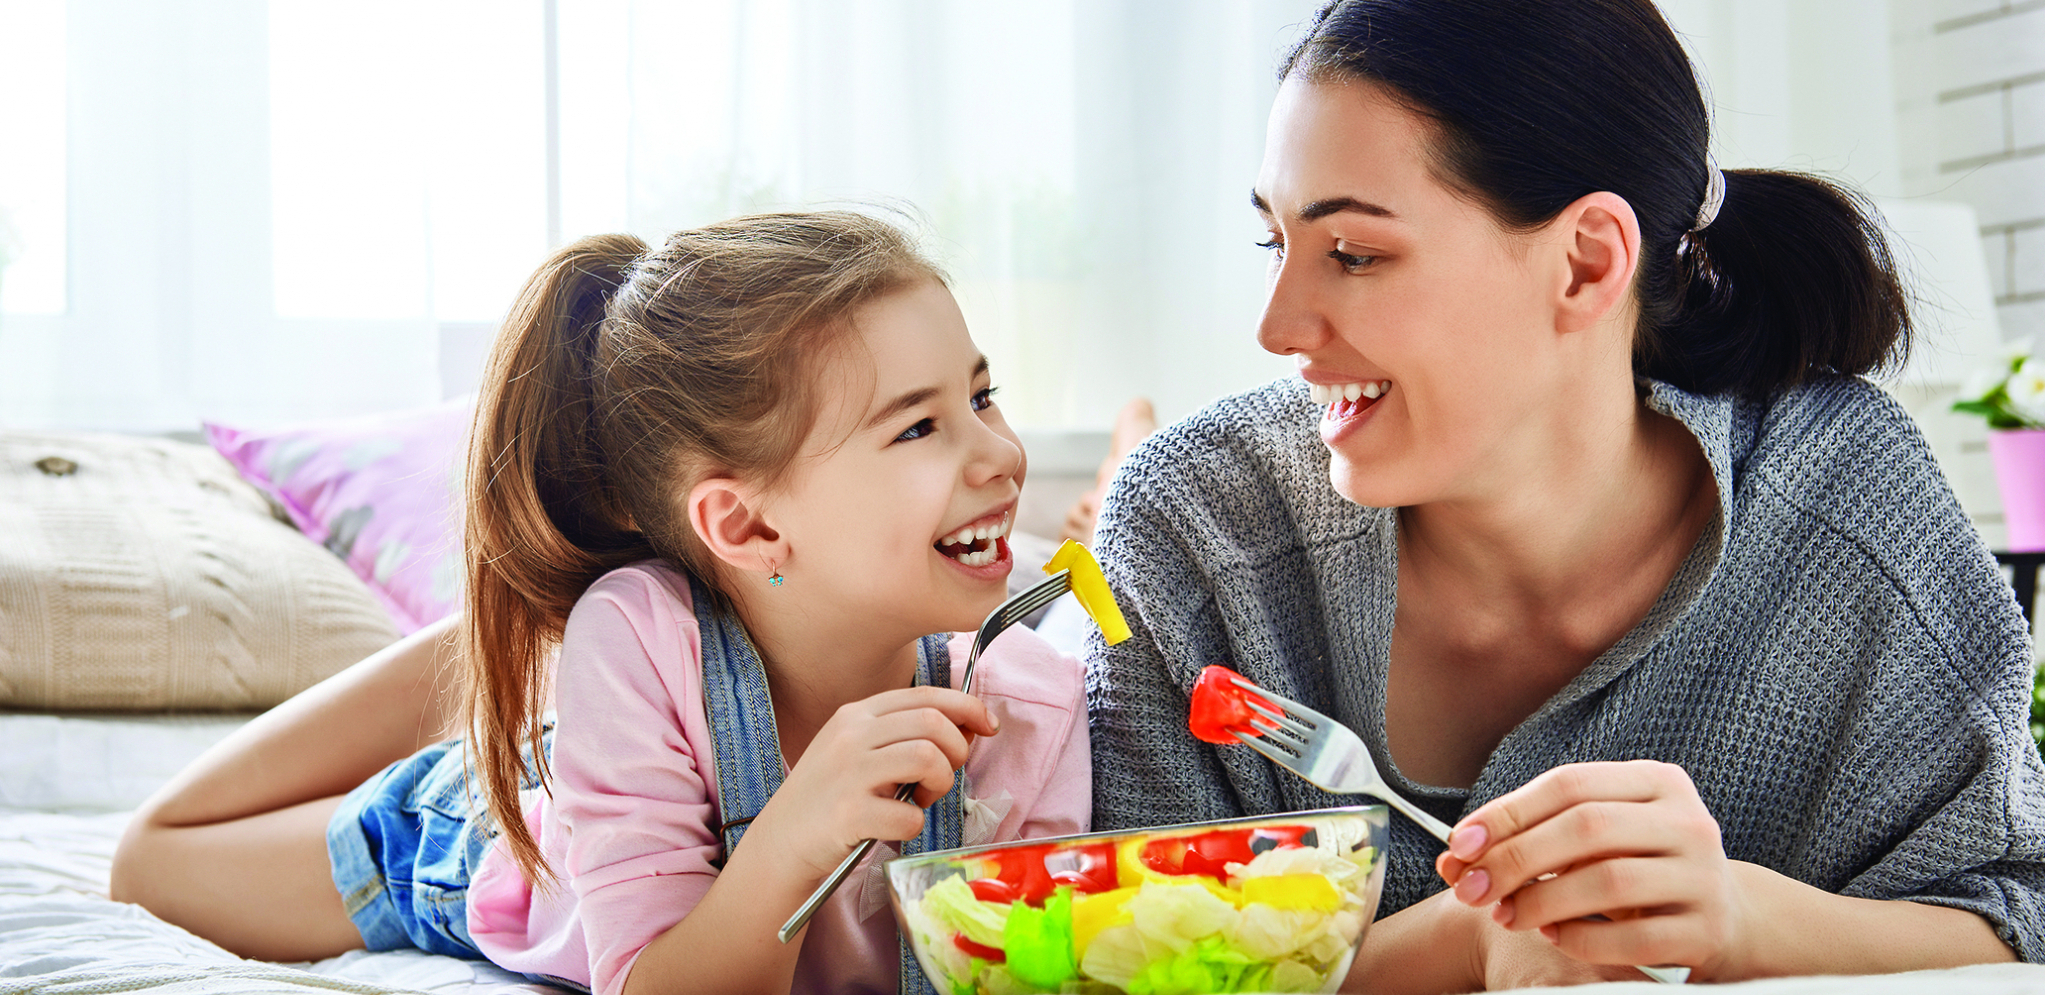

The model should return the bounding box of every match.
[1281,0,1910,396]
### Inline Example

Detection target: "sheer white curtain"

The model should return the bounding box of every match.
[551,0,1315,429]
[0,0,1315,434]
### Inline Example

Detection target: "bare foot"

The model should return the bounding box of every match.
[1060,398,1158,544]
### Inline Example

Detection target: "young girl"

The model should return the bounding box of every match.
[109,212,1091,995]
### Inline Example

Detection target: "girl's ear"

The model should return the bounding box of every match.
[1551,190,1641,336]
[686,477,786,577]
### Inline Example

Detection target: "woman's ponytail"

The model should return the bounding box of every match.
[462,234,653,886]
[1283,0,1912,398]
[1639,170,1911,396]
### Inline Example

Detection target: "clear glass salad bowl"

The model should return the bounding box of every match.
[886,806,1388,995]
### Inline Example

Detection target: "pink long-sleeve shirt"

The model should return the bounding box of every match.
[463,562,1092,995]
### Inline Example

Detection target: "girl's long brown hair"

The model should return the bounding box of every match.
[461,212,942,884]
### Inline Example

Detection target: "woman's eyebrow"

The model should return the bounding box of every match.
[1251,189,1400,222]
[862,355,991,432]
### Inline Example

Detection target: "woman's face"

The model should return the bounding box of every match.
[1254,77,1581,510]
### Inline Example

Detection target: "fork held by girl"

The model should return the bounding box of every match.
[110,211,1091,995]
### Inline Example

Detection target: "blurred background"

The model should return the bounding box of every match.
[0,0,2037,530]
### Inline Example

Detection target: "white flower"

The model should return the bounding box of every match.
[1960,367,2005,403]
[2006,358,2045,426]
[2004,336,2038,367]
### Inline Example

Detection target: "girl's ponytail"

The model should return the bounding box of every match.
[1639,170,1911,396]
[462,234,653,886]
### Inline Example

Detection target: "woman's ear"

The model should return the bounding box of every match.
[686,477,786,578]
[1551,190,1641,335]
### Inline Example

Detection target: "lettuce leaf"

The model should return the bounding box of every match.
[923,874,1011,948]
[1003,888,1078,988]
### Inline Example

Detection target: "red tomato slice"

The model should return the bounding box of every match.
[984,843,1059,906]
[954,933,1006,962]
[968,878,1020,904]
[1188,665,1274,744]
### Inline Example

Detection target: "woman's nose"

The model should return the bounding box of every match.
[1256,259,1332,357]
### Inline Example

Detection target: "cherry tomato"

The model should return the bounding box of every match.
[984,843,1058,906]
[954,934,1006,962]
[1187,665,1274,744]
[1049,842,1120,894]
[968,878,1020,904]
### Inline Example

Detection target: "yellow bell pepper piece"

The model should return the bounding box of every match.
[1241,873,1342,912]
[1045,540,1130,645]
[1071,886,1140,956]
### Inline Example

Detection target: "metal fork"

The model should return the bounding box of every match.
[1229,677,1692,986]
[776,569,1077,943]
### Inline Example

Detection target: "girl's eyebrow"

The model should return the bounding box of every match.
[863,354,991,431]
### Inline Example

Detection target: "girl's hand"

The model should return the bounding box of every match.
[1434,759,1743,980]
[758,686,999,882]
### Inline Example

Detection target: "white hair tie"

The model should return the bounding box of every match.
[1691,164,1725,232]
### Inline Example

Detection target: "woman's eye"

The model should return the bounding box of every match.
[1329,240,1377,274]
[1255,238,1285,259]
[895,418,936,443]
[972,386,999,412]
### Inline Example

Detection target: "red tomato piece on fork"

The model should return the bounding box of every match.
[1187,664,1275,744]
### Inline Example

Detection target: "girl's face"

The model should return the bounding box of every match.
[767,278,1026,636]
[1253,78,1578,509]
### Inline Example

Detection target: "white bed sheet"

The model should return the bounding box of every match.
[6,714,2045,994]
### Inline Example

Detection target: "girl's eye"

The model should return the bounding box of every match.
[1328,240,1377,275]
[972,386,999,412]
[895,418,936,443]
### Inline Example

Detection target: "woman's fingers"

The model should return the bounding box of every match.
[1457,799,1694,906]
[1492,856,1689,931]
[1457,760,1683,857]
[1543,905,1719,973]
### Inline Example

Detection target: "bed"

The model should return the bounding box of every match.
[5,424,2045,993]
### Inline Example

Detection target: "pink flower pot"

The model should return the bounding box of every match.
[1990,429,2045,551]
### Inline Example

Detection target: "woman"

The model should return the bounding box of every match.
[1085,0,2045,989]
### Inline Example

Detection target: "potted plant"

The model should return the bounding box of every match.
[1954,337,2045,550]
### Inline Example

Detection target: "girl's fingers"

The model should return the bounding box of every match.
[1455,799,1693,905]
[856,686,1001,738]
[866,738,959,801]
[1491,856,1691,932]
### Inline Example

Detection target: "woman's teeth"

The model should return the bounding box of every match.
[936,511,1013,566]
[1307,380,1392,405]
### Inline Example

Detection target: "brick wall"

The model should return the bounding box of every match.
[1897,1,2045,341]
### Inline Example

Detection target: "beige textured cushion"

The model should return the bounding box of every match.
[0,432,400,711]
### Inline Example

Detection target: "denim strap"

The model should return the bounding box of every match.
[691,573,959,995]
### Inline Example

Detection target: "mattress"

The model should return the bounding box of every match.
[4,712,2045,993]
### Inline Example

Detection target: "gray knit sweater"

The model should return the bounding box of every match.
[1085,375,2045,958]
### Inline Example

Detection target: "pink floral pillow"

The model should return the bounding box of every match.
[204,398,472,634]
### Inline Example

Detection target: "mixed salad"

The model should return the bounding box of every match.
[896,820,1377,995]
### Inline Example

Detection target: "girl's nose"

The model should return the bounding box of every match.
[966,421,1025,489]
[1256,259,1333,357]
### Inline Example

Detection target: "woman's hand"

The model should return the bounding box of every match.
[1434,759,1743,980]
[755,686,999,883]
